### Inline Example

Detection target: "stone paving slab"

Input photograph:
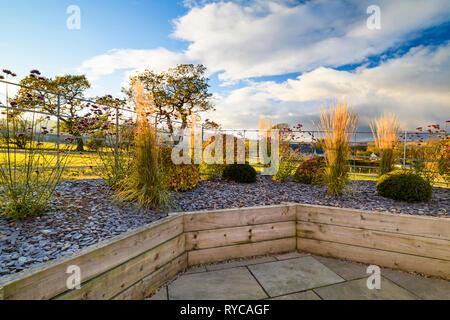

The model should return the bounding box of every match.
[248,256,344,297]
[312,255,369,280]
[314,277,420,300]
[381,268,450,300]
[147,252,450,300]
[168,267,268,300]
[184,265,207,274]
[205,256,277,271]
[269,290,321,300]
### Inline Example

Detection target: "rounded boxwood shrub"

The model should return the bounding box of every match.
[376,170,432,203]
[222,163,257,183]
[159,147,199,192]
[293,157,325,185]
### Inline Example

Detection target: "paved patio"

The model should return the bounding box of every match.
[148,252,450,300]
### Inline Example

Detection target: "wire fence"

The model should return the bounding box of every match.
[0,79,448,186]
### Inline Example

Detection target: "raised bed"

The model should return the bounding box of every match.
[0,203,448,300]
[296,204,450,279]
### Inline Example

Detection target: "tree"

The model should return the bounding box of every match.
[14,74,91,151]
[126,64,214,143]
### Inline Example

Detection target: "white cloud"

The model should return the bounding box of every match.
[78,48,191,81]
[75,0,450,129]
[173,0,450,81]
[213,44,450,129]
[79,0,450,84]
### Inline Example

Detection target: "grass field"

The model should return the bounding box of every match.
[0,146,448,187]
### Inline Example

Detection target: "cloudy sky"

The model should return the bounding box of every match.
[1,0,449,130]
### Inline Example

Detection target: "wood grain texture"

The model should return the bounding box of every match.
[113,253,187,300]
[57,235,185,300]
[296,204,450,240]
[297,238,450,279]
[184,204,296,232]
[297,221,450,261]
[0,214,183,300]
[186,221,295,250]
[188,237,296,266]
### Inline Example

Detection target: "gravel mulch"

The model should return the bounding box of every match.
[174,176,449,216]
[0,177,448,278]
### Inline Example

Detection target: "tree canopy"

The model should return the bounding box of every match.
[127,64,215,140]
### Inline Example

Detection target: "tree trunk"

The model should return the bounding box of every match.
[76,137,84,151]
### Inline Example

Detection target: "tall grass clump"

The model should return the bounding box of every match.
[315,101,357,195]
[114,79,169,210]
[0,111,68,220]
[96,140,133,190]
[370,113,399,176]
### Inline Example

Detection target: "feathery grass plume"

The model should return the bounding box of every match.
[370,113,399,176]
[314,101,357,195]
[115,78,170,210]
[258,116,273,165]
[258,116,272,137]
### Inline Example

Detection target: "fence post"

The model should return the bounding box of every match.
[243,129,246,162]
[56,93,61,168]
[201,124,204,146]
[403,129,407,169]
[115,106,119,168]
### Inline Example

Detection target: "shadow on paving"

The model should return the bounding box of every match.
[146,252,450,300]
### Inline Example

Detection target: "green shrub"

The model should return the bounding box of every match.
[376,170,432,203]
[200,163,226,181]
[0,117,32,149]
[0,117,68,220]
[222,163,257,183]
[293,157,325,184]
[160,147,199,192]
[272,160,297,182]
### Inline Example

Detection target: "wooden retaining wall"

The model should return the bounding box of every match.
[296,204,450,280]
[0,203,448,300]
[184,205,296,265]
[0,214,185,300]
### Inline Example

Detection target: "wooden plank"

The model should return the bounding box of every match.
[56,235,185,300]
[188,238,296,266]
[186,221,295,250]
[296,204,450,240]
[297,221,450,261]
[0,214,183,300]
[297,238,450,280]
[184,204,296,232]
[113,253,187,300]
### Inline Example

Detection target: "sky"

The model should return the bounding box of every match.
[0,0,449,130]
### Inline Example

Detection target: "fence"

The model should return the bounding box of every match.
[0,79,448,185]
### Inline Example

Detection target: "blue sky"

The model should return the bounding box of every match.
[1,0,449,129]
[0,1,188,80]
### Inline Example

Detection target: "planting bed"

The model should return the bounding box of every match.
[0,176,448,278]
[0,203,448,300]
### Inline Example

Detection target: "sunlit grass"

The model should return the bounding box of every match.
[315,101,357,195]
[370,113,399,175]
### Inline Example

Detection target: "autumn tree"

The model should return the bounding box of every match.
[14,74,92,151]
[126,64,214,143]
